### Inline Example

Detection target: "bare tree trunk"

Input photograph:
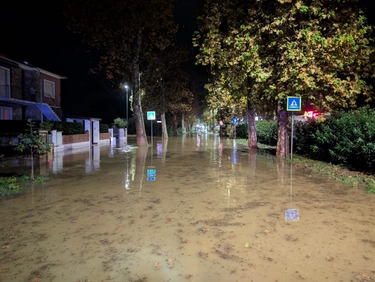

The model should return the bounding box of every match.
[173,114,178,136]
[132,34,148,146]
[247,100,257,148]
[161,112,168,140]
[276,100,289,158]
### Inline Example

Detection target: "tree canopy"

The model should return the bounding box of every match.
[195,0,375,156]
[65,0,178,145]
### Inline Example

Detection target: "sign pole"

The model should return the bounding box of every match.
[286,96,301,160]
[151,120,153,149]
[147,111,156,148]
[291,112,294,160]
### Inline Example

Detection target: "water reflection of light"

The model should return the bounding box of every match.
[157,141,163,158]
[52,150,64,174]
[93,145,100,170]
[85,145,100,173]
[124,153,130,190]
[232,140,237,160]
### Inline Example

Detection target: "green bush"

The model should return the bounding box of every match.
[256,120,278,146]
[294,107,375,173]
[100,124,109,133]
[112,117,127,129]
[0,175,48,197]
[39,121,83,135]
[294,119,329,160]
[236,123,247,139]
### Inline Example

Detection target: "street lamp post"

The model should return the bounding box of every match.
[24,61,43,122]
[124,84,129,127]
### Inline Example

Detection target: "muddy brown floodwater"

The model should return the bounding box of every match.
[0,134,374,282]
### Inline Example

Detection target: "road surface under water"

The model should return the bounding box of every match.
[0,134,374,282]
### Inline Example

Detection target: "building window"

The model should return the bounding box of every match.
[0,66,11,98]
[44,79,55,98]
[0,107,12,120]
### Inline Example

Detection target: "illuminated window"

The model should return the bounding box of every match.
[44,79,55,98]
[0,107,12,120]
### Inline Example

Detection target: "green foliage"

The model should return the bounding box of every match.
[0,177,20,190]
[65,0,179,146]
[11,119,51,156]
[10,119,51,181]
[100,124,109,133]
[256,121,278,146]
[294,107,375,172]
[196,0,375,157]
[366,179,375,194]
[40,121,83,135]
[112,117,128,129]
[294,119,329,160]
[0,175,49,197]
[39,121,54,131]
[0,177,22,196]
[236,123,247,139]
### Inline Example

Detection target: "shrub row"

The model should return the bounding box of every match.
[40,121,83,135]
[254,107,375,172]
[294,107,375,172]
[256,120,278,146]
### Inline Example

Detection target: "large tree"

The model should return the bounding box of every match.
[64,0,178,146]
[196,0,374,157]
[142,46,193,139]
[194,0,270,148]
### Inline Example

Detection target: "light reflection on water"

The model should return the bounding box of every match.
[0,134,374,282]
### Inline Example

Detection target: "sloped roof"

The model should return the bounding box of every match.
[0,55,67,79]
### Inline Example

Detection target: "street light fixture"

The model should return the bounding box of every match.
[24,61,43,122]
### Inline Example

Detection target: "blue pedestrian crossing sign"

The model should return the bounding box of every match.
[147,169,156,177]
[147,111,156,120]
[286,97,301,111]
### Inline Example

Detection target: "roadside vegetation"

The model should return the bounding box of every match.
[236,106,375,194]
[0,119,50,197]
[195,0,375,158]
[0,175,48,197]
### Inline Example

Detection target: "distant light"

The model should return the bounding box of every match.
[304,111,320,118]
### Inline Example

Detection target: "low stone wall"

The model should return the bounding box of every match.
[62,133,111,144]
[100,133,111,140]
[62,133,89,144]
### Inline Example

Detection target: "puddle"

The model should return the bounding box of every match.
[0,134,374,281]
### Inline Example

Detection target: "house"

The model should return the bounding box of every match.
[0,55,66,121]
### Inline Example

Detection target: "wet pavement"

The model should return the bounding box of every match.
[0,134,374,282]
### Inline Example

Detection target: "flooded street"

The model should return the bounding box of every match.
[1,134,374,282]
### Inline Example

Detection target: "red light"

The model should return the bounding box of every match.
[305,111,320,118]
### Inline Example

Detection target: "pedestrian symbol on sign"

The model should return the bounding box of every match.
[286,97,301,111]
[290,100,298,108]
[147,111,156,120]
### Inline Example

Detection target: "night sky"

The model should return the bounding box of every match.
[1,0,199,122]
[1,0,373,122]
